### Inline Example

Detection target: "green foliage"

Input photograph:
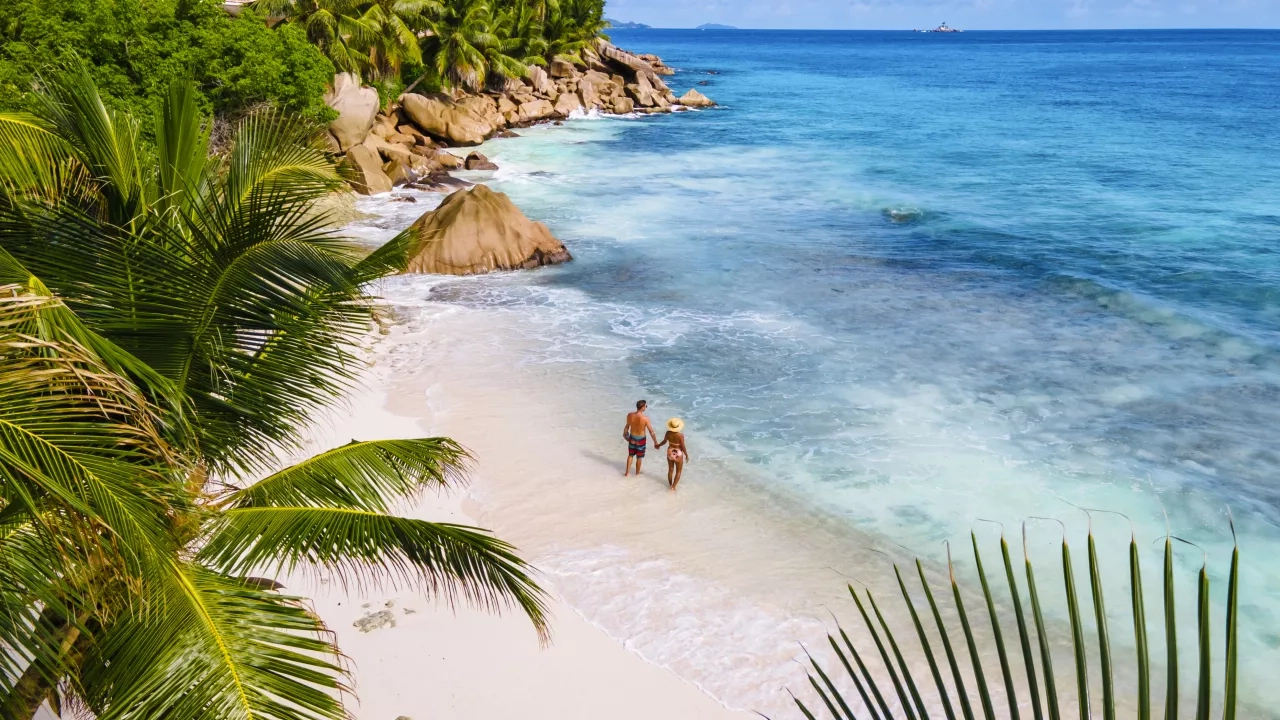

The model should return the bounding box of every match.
[263,0,610,93]
[0,65,547,719]
[0,0,336,134]
[787,523,1241,720]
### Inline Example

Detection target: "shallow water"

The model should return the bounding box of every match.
[352,29,1280,717]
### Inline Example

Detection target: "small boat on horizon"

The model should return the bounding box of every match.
[914,22,963,33]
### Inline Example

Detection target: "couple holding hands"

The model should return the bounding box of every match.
[623,399,690,490]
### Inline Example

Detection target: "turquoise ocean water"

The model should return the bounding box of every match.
[359,29,1280,714]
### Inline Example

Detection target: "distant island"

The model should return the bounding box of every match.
[607,19,652,29]
[696,23,738,30]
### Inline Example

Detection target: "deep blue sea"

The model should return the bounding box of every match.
[359,29,1280,715]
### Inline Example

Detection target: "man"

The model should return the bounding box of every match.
[623,399,659,477]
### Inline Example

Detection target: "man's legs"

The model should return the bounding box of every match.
[624,454,634,476]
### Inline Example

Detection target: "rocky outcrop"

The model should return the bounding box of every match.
[363,134,414,166]
[549,58,577,78]
[527,65,556,95]
[638,53,675,75]
[399,93,497,146]
[385,159,415,186]
[678,89,716,107]
[326,44,698,194]
[341,145,393,195]
[464,151,498,171]
[325,73,380,152]
[518,98,556,123]
[433,151,463,170]
[403,185,571,275]
[554,91,583,117]
[353,610,396,633]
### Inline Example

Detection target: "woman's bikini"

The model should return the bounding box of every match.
[665,431,686,462]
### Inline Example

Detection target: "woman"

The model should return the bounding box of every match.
[655,418,691,491]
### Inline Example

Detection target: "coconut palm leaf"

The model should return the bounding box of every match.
[789,522,1241,720]
[0,68,378,477]
[220,438,470,511]
[0,291,179,567]
[0,111,82,203]
[1,62,552,720]
[198,507,550,641]
[78,562,346,720]
[27,62,148,226]
[254,0,378,76]
[420,0,499,92]
[155,80,212,221]
[0,289,186,715]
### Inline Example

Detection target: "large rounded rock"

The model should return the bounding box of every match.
[458,95,505,129]
[464,151,498,171]
[434,151,463,170]
[325,73,380,151]
[518,99,556,123]
[399,93,497,146]
[403,185,571,275]
[340,145,393,195]
[678,89,716,107]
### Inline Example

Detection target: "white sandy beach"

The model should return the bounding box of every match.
[293,345,754,720]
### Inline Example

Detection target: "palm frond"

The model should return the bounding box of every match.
[221,437,470,511]
[0,111,80,203]
[0,290,182,566]
[790,522,1242,720]
[29,60,148,227]
[198,507,551,642]
[79,561,346,720]
[154,78,211,220]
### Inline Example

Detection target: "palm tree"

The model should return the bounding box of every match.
[0,64,548,719]
[358,0,439,81]
[787,521,1240,720]
[539,0,606,65]
[0,283,188,718]
[491,0,550,68]
[417,0,496,92]
[252,0,377,75]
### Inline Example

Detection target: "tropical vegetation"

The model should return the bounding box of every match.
[0,0,337,130]
[786,520,1240,720]
[258,0,611,94]
[0,63,548,719]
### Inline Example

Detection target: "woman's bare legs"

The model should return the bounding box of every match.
[666,459,676,488]
[670,460,685,490]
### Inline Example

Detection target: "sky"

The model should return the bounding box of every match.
[604,0,1280,30]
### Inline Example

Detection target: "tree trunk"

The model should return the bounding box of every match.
[0,611,84,720]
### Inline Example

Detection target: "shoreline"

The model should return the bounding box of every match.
[327,40,715,197]
[325,37,1277,718]
[333,280,897,717]
[335,120,1274,718]
[291,346,753,719]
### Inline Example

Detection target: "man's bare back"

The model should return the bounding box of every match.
[623,400,659,476]
[626,411,652,437]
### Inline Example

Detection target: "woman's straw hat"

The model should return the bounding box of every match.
[667,418,685,432]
